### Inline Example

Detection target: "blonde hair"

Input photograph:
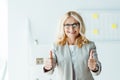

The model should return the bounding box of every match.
[56,11,89,48]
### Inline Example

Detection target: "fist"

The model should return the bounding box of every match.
[88,50,97,70]
[44,50,53,70]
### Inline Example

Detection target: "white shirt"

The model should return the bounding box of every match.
[69,45,76,80]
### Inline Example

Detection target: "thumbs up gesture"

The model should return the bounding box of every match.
[44,50,53,70]
[88,50,97,70]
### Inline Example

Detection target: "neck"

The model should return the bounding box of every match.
[67,38,76,45]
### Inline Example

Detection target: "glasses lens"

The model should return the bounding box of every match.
[72,23,78,28]
[64,23,79,28]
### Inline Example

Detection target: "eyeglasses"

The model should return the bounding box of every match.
[64,23,80,29]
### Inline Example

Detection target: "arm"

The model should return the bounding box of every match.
[43,45,57,74]
[88,42,102,76]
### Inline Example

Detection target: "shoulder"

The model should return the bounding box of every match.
[84,41,96,49]
[89,41,96,49]
[52,42,62,50]
[52,42,68,51]
[89,41,96,46]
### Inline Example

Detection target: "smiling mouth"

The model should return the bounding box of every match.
[67,31,76,34]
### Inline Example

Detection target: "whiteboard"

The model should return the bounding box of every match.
[78,10,120,41]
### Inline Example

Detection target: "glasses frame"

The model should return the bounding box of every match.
[64,23,80,29]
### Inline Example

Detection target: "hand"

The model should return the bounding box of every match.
[44,50,53,70]
[88,50,97,70]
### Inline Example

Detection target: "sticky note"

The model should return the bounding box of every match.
[92,13,99,19]
[112,24,117,29]
[93,29,99,35]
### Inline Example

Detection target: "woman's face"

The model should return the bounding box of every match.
[64,16,80,40]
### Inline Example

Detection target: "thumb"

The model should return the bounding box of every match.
[89,50,94,59]
[49,50,53,59]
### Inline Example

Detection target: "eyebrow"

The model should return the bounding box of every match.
[64,22,80,26]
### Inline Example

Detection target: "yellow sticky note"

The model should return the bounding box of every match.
[93,29,99,35]
[92,13,99,19]
[112,24,117,29]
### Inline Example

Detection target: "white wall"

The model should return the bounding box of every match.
[8,0,120,80]
[95,41,120,80]
[0,0,8,80]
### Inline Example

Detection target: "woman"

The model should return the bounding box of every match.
[43,11,101,80]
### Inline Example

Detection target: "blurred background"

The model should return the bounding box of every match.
[0,0,120,80]
[0,0,8,80]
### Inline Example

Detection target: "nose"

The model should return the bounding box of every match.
[69,26,74,32]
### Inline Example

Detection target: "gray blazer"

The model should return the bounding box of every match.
[45,41,101,80]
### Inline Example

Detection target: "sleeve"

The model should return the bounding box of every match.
[43,43,57,75]
[90,42,102,76]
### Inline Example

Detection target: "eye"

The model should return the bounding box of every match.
[72,23,77,27]
[64,24,70,29]
[65,24,71,26]
[72,23,79,28]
